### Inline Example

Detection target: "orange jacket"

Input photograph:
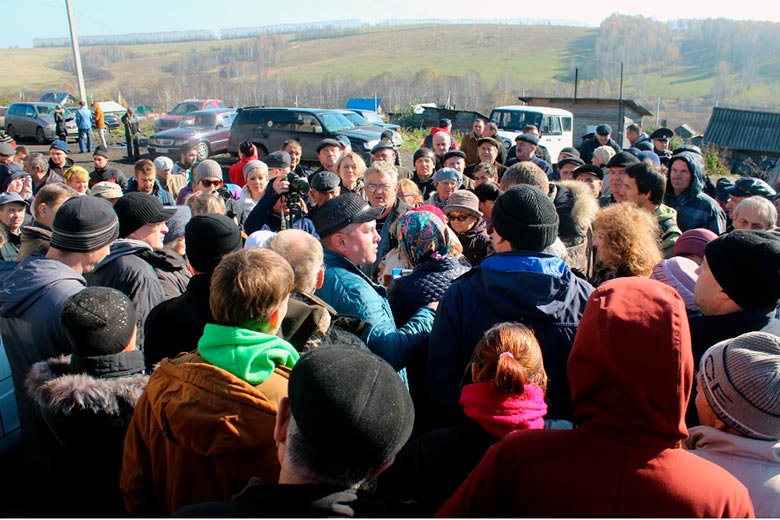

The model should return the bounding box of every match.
[120,352,288,516]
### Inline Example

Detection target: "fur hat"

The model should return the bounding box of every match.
[491,185,558,251]
[700,331,780,440]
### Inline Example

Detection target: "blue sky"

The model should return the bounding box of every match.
[6,0,780,48]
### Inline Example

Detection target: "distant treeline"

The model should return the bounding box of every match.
[32,20,363,48]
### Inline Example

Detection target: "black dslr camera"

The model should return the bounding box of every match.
[281,172,310,228]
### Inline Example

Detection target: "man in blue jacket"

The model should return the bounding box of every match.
[74,101,93,154]
[313,193,436,373]
[427,184,594,429]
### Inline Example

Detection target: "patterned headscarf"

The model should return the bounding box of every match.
[393,210,453,266]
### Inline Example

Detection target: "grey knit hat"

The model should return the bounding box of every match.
[433,167,462,187]
[50,196,119,253]
[699,331,780,440]
[163,205,191,245]
[444,190,482,219]
[242,159,267,181]
[491,184,559,251]
[193,159,223,184]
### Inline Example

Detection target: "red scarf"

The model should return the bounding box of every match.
[459,382,547,438]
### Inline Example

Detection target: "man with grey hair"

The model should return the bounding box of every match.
[363,161,409,280]
[732,196,777,231]
[267,229,365,352]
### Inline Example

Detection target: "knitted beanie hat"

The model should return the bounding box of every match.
[60,287,136,357]
[433,167,463,187]
[673,228,718,259]
[699,331,780,440]
[50,196,119,253]
[649,257,700,313]
[413,147,436,164]
[704,230,780,311]
[193,159,223,184]
[163,205,191,245]
[491,184,559,251]
[185,214,242,273]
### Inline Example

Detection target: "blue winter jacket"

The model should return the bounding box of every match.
[427,251,593,427]
[316,249,435,371]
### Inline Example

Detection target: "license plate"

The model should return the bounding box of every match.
[155,148,168,153]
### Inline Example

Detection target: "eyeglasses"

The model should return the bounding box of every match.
[366,184,392,193]
[448,214,473,222]
[200,179,222,188]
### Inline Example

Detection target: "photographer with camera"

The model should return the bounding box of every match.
[244,151,318,237]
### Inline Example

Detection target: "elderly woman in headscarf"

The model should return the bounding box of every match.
[387,208,469,327]
[387,208,469,425]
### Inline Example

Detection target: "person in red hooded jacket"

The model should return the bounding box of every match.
[437,277,754,518]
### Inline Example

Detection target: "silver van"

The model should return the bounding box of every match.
[4,102,78,144]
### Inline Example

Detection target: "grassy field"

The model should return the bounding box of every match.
[2,21,777,131]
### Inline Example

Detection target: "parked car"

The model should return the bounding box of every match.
[338,110,403,147]
[229,107,389,165]
[348,108,401,131]
[489,105,574,162]
[153,99,227,133]
[4,102,77,144]
[148,108,236,161]
[104,113,120,130]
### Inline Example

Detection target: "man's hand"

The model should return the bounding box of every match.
[426,301,439,311]
[271,175,290,196]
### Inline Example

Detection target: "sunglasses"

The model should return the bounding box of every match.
[448,214,473,222]
[200,179,222,188]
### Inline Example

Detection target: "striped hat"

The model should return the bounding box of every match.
[50,196,118,253]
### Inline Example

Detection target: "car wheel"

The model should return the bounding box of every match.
[5,124,15,139]
[195,142,210,162]
[35,127,47,144]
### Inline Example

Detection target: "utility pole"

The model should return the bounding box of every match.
[65,0,87,103]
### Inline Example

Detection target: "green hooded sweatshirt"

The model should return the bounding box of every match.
[197,324,299,385]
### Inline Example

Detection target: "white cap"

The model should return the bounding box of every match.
[153,156,174,172]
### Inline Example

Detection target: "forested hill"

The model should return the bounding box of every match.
[3,15,779,130]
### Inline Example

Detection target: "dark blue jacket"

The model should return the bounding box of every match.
[426,251,593,427]
[126,178,174,206]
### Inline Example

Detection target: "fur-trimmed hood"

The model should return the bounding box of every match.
[556,180,599,241]
[26,355,148,417]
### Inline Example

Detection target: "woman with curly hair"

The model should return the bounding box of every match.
[590,202,662,286]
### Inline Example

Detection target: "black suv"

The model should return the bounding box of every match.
[228,107,386,164]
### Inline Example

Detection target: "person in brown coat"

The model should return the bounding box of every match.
[120,248,300,516]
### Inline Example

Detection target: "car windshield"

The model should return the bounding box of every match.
[341,112,369,127]
[62,107,75,120]
[36,105,55,116]
[179,113,216,128]
[319,112,355,132]
[491,110,543,132]
[169,103,202,116]
[361,111,384,124]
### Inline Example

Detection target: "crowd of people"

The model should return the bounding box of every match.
[0,114,778,517]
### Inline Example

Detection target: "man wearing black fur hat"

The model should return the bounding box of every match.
[427,185,594,429]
